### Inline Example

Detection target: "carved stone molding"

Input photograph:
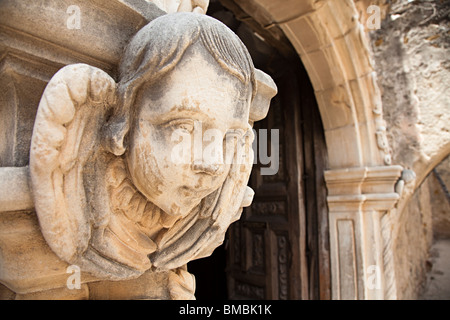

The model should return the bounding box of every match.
[325,165,402,300]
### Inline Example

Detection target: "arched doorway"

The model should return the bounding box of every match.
[188,0,330,300]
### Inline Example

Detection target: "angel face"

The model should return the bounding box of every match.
[126,44,252,217]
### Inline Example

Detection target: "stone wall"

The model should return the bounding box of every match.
[0,0,447,300]
[369,0,449,181]
[394,155,450,299]
[430,156,450,239]
[393,176,433,299]
[365,0,449,298]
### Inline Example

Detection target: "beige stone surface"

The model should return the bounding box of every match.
[325,165,402,299]
[0,0,447,301]
[371,1,450,185]
[430,157,450,239]
[0,167,33,212]
[367,0,450,299]
[88,266,195,300]
[420,238,450,300]
[0,0,161,70]
[148,0,209,14]
[235,0,389,169]
[394,177,433,299]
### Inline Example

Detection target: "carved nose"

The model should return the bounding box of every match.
[191,162,223,176]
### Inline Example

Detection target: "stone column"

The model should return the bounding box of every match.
[325,165,402,300]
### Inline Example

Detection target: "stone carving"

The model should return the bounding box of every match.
[29,13,276,298]
[371,72,393,165]
[149,0,209,14]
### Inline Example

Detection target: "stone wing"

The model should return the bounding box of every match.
[29,64,117,274]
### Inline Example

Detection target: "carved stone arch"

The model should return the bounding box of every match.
[413,146,450,195]
[222,0,388,169]
[395,147,450,234]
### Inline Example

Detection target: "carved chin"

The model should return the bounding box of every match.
[163,195,203,217]
[168,202,187,217]
[127,171,204,217]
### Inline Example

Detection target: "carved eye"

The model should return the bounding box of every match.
[166,119,195,133]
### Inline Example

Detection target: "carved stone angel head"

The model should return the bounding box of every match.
[30,13,276,282]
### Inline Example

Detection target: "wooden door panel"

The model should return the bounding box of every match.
[226,60,330,300]
[226,69,307,300]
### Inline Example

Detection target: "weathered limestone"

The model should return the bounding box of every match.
[149,0,209,14]
[222,0,408,300]
[221,0,449,300]
[225,0,389,169]
[0,0,167,169]
[0,167,33,212]
[325,165,402,299]
[0,2,276,299]
[1,0,447,300]
[366,0,450,299]
[0,0,165,298]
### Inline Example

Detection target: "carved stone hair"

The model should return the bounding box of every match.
[103,12,256,156]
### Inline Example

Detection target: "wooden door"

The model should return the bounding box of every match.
[226,62,329,300]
